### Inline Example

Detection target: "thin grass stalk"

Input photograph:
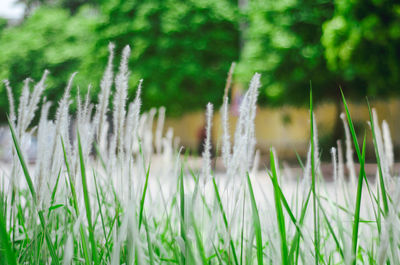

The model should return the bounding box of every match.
[269,150,289,265]
[77,131,98,264]
[246,173,263,265]
[310,88,320,265]
[351,134,366,265]
[8,118,60,265]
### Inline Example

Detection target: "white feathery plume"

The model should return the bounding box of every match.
[94,43,115,147]
[52,73,77,181]
[337,140,344,182]
[162,127,174,170]
[220,62,235,169]
[76,86,95,163]
[340,113,356,185]
[125,104,135,155]
[221,95,231,169]
[25,70,49,129]
[229,73,260,178]
[372,109,389,178]
[382,120,394,173]
[143,108,156,159]
[155,106,166,155]
[113,45,131,155]
[125,80,142,155]
[232,92,249,153]
[17,78,32,136]
[84,92,94,127]
[312,113,321,174]
[76,87,83,124]
[202,103,213,179]
[55,73,76,146]
[303,144,312,185]
[136,113,148,154]
[83,86,91,119]
[4,80,16,125]
[35,101,52,204]
[245,73,260,168]
[331,147,338,183]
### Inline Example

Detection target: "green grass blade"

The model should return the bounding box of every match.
[246,173,263,265]
[212,243,223,265]
[179,167,186,265]
[143,213,155,265]
[8,118,59,265]
[93,170,112,263]
[0,209,17,265]
[191,212,207,265]
[47,169,62,218]
[61,137,91,264]
[340,89,362,160]
[77,131,98,265]
[139,163,151,230]
[316,196,344,260]
[310,87,319,265]
[8,118,36,200]
[288,185,312,262]
[271,175,303,240]
[61,137,79,213]
[240,189,246,265]
[212,177,239,265]
[269,150,289,265]
[351,133,366,265]
[178,168,196,264]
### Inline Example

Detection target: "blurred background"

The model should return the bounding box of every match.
[0,0,400,161]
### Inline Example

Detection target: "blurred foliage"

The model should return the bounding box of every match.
[17,0,99,15]
[322,0,400,98]
[237,0,338,106]
[0,0,239,118]
[88,0,239,115]
[0,7,98,116]
[0,0,399,119]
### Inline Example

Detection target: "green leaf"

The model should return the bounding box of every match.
[269,150,289,265]
[77,131,98,265]
[139,163,151,230]
[246,173,263,265]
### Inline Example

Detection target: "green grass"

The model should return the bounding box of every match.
[1,76,397,265]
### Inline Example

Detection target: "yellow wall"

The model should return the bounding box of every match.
[163,99,400,158]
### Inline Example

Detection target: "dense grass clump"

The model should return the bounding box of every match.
[1,45,399,265]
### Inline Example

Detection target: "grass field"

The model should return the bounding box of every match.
[0,45,398,265]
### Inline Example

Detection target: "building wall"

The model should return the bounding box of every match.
[163,99,400,159]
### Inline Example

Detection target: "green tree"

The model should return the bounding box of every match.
[86,0,239,115]
[322,0,400,98]
[0,7,98,119]
[237,0,336,106]
[1,0,239,118]
[236,0,353,146]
